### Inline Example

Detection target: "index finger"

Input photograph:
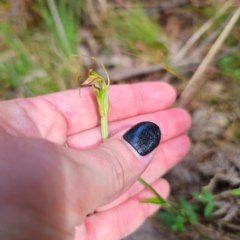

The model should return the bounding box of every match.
[42,82,176,135]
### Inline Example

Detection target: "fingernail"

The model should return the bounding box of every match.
[123,122,161,156]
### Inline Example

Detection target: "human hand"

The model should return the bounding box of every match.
[0,82,191,240]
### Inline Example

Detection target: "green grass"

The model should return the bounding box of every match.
[36,0,82,55]
[0,1,172,99]
[109,6,168,63]
[0,0,84,99]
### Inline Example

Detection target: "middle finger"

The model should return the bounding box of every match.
[67,108,191,149]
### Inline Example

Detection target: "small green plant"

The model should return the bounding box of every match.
[159,197,199,232]
[157,187,240,233]
[77,56,217,234]
[192,189,214,217]
[76,54,110,141]
[141,181,215,233]
[77,56,171,208]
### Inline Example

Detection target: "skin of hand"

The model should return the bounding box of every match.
[0,82,191,240]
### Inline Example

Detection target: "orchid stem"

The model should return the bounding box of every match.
[101,116,108,141]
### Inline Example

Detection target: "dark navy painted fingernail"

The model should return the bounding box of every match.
[123,122,161,156]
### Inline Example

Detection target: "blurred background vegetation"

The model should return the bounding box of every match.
[1,0,240,239]
[1,0,238,100]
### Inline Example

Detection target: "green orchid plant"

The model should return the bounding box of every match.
[76,54,168,204]
[73,54,110,141]
[77,55,217,233]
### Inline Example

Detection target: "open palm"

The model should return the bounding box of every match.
[0,82,191,240]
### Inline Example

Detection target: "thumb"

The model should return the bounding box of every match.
[68,121,161,216]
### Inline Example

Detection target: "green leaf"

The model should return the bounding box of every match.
[138,178,169,206]
[188,211,198,225]
[171,215,186,232]
[180,197,199,212]
[158,212,176,227]
[200,190,213,202]
[204,201,214,217]
[192,191,200,198]
[179,198,198,225]
[231,188,240,196]
[141,197,163,204]
[193,190,213,202]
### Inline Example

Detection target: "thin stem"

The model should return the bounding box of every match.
[101,116,108,141]
[138,177,169,206]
